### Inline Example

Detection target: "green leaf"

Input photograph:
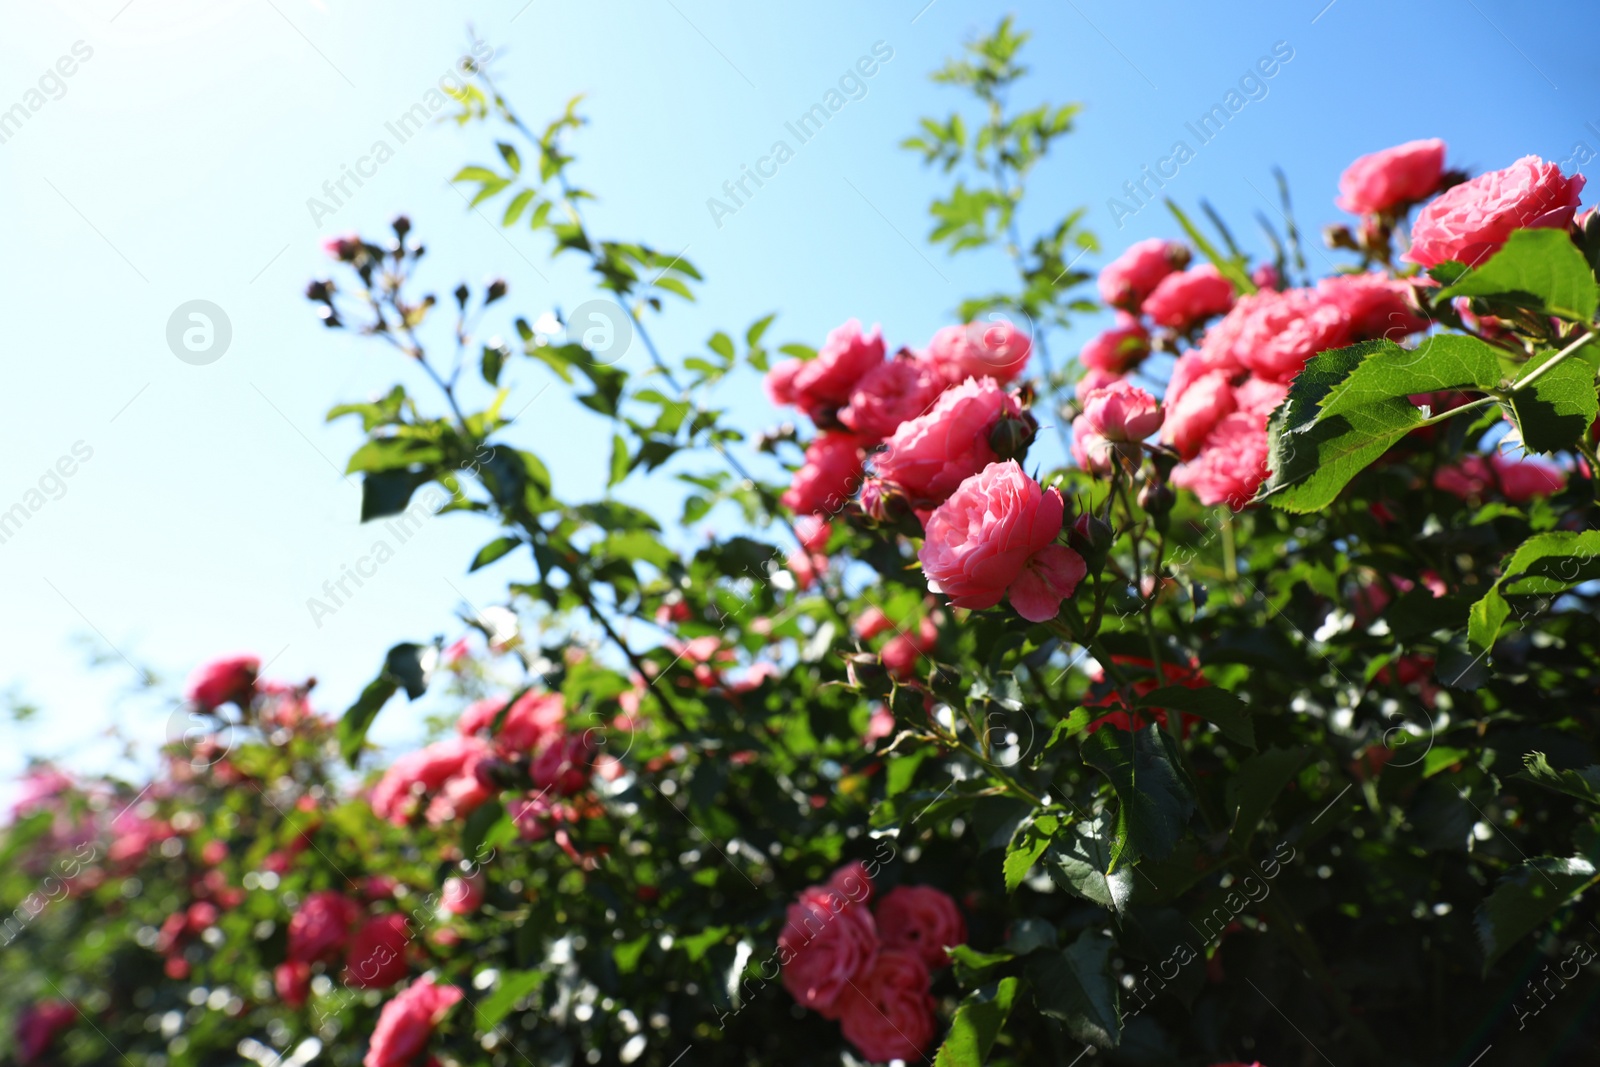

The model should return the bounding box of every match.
[497,141,522,174]
[1080,726,1195,862]
[1004,810,1058,893]
[1226,747,1307,848]
[1044,815,1135,913]
[470,536,521,572]
[1164,199,1255,294]
[360,469,431,523]
[1468,530,1600,651]
[452,165,501,184]
[502,188,535,227]
[1262,336,1505,512]
[1508,345,1599,454]
[476,970,546,1028]
[481,341,508,385]
[1512,752,1600,806]
[608,433,631,488]
[1027,928,1121,1048]
[934,978,1019,1067]
[1476,856,1600,969]
[338,642,433,765]
[1438,229,1600,323]
[1136,685,1254,749]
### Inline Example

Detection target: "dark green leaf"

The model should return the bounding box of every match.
[470,537,522,572]
[1044,815,1134,913]
[1080,726,1195,862]
[934,978,1018,1067]
[1509,345,1599,454]
[1226,747,1307,848]
[1476,856,1600,969]
[1469,530,1600,651]
[477,970,546,1028]
[1512,752,1600,806]
[1028,928,1121,1048]
[360,469,431,523]
[1438,228,1599,323]
[1137,685,1254,749]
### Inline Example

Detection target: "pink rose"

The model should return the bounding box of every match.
[10,767,73,819]
[530,731,596,796]
[875,885,967,968]
[345,914,411,989]
[1230,288,1352,383]
[185,654,259,709]
[1337,138,1447,216]
[925,320,1032,384]
[275,961,311,1008]
[442,873,486,916]
[1079,380,1163,442]
[1406,155,1586,268]
[828,860,877,906]
[363,976,462,1067]
[1171,410,1273,509]
[16,1000,76,1064]
[791,320,886,419]
[763,357,803,407]
[875,378,1021,507]
[794,515,832,553]
[781,432,866,515]
[1162,368,1237,459]
[853,606,895,641]
[1435,453,1565,503]
[288,889,361,964]
[1079,314,1151,374]
[1099,238,1187,310]
[779,884,880,1017]
[1075,366,1123,400]
[369,736,494,826]
[1141,265,1236,330]
[1072,425,1116,475]
[1317,273,1429,342]
[837,949,938,1064]
[918,461,1087,622]
[880,617,938,680]
[1251,262,1281,290]
[839,355,945,439]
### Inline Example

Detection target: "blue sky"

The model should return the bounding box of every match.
[3,0,1597,804]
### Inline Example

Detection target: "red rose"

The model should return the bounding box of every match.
[1337,138,1447,216]
[875,885,967,967]
[185,654,260,709]
[362,976,462,1067]
[837,949,937,1063]
[288,889,360,964]
[779,884,879,1017]
[345,913,411,989]
[530,731,596,796]
[275,961,311,1008]
[828,860,877,906]
[16,1000,76,1064]
[1406,155,1585,268]
[441,873,486,916]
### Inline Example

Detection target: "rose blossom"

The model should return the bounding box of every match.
[837,949,938,1064]
[345,914,411,989]
[186,654,259,709]
[1098,238,1186,310]
[1079,314,1150,374]
[440,873,484,916]
[1434,453,1565,503]
[369,736,494,826]
[363,976,463,1067]
[839,355,945,439]
[1228,288,1352,383]
[828,860,877,906]
[880,617,938,680]
[853,606,895,641]
[1141,264,1235,330]
[1337,138,1447,215]
[875,885,967,968]
[779,884,879,1017]
[288,889,361,964]
[790,319,886,418]
[781,432,866,515]
[1078,380,1164,442]
[1171,410,1273,509]
[16,1000,76,1063]
[457,690,566,753]
[530,731,596,796]
[1406,155,1586,268]
[1075,366,1123,400]
[1317,273,1429,342]
[1162,368,1237,459]
[925,319,1032,383]
[794,514,831,554]
[1072,424,1116,475]
[763,357,803,407]
[275,962,311,1008]
[919,461,1087,623]
[875,378,1021,506]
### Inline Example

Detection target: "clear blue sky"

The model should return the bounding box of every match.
[3,0,1596,804]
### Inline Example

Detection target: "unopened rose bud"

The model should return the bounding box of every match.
[844,652,890,694]
[486,279,508,304]
[454,284,470,309]
[1323,224,1358,251]
[858,478,911,526]
[305,280,333,302]
[988,412,1036,461]
[1138,479,1175,534]
[1166,244,1192,271]
[392,214,412,239]
[1067,511,1114,573]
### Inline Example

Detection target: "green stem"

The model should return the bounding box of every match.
[1509,329,1594,392]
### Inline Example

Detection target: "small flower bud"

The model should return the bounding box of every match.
[1067,511,1114,573]
[486,278,509,304]
[988,411,1036,461]
[392,214,412,239]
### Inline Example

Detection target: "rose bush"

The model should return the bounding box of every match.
[7,19,1600,1067]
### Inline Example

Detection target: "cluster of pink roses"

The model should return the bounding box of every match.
[1079,141,1587,509]
[363,975,462,1067]
[275,884,422,1006]
[769,319,1091,624]
[778,862,966,1064]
